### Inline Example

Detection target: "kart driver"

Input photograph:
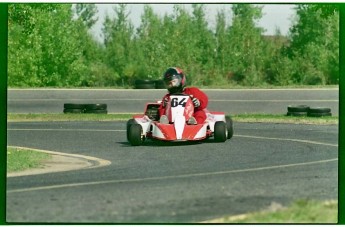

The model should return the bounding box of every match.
[158,67,208,125]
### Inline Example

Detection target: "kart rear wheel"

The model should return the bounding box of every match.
[128,124,144,146]
[225,116,234,139]
[214,121,227,142]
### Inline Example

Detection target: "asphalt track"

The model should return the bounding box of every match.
[7,88,339,115]
[6,88,339,223]
[7,121,338,223]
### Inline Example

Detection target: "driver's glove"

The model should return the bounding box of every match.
[191,96,200,108]
[162,97,169,107]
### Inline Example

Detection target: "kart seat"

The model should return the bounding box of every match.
[145,104,160,121]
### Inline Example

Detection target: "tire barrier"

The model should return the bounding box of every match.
[286,105,310,116]
[134,79,156,89]
[63,103,108,114]
[63,108,84,114]
[307,107,332,117]
[287,105,332,117]
[154,80,165,89]
[134,79,166,89]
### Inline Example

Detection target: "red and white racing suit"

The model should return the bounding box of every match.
[158,87,209,124]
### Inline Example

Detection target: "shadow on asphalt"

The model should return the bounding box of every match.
[118,138,229,147]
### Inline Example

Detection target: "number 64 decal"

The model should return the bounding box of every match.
[171,97,187,107]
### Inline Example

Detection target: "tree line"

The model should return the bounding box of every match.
[7,3,339,87]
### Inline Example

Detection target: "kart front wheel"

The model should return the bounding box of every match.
[126,119,137,141]
[214,121,227,142]
[128,124,144,146]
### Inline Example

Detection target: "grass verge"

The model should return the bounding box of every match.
[7,147,51,172]
[7,113,133,122]
[203,199,338,223]
[7,113,338,125]
[233,113,338,125]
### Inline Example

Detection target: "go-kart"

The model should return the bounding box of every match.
[126,94,233,146]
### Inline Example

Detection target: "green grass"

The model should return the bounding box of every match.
[204,199,338,223]
[233,113,338,125]
[7,113,338,125]
[7,147,51,172]
[7,113,133,122]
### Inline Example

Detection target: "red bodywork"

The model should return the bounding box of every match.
[132,94,224,142]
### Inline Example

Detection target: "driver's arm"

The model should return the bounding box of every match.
[158,94,169,116]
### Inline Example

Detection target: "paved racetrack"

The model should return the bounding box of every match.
[7,88,339,115]
[7,120,338,223]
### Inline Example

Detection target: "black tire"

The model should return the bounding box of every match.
[225,116,234,139]
[154,80,166,89]
[84,103,107,110]
[64,103,86,109]
[134,80,155,89]
[214,121,227,142]
[287,112,308,117]
[308,112,332,117]
[84,109,108,114]
[308,107,331,114]
[63,108,84,114]
[126,119,137,141]
[287,105,310,113]
[128,124,143,146]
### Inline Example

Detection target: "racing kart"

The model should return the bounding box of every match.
[126,94,234,146]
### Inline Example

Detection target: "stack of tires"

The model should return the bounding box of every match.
[307,107,332,117]
[134,79,166,89]
[287,105,332,117]
[154,80,165,89]
[287,105,310,117]
[63,103,108,114]
[134,80,155,89]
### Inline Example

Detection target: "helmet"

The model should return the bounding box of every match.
[163,67,186,94]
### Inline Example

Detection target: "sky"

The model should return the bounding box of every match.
[91,4,296,41]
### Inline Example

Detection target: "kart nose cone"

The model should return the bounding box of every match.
[174,115,186,140]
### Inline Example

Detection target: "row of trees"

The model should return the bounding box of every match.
[7,4,339,87]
